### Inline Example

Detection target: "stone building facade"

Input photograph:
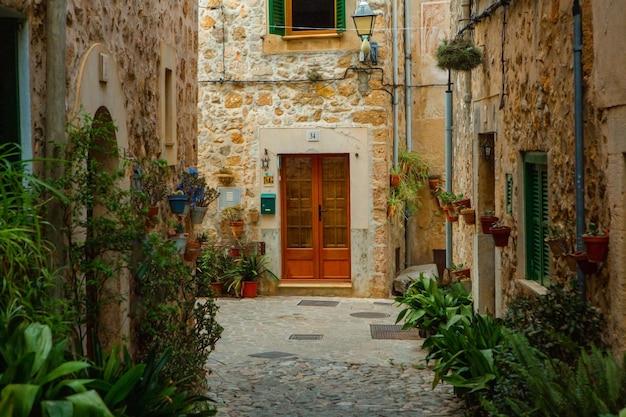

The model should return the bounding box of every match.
[0,0,198,346]
[447,0,626,352]
[197,0,451,297]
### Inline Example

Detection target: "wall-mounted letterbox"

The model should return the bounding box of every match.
[261,193,276,214]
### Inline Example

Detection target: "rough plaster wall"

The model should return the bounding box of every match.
[197,0,404,295]
[64,0,198,165]
[452,0,624,350]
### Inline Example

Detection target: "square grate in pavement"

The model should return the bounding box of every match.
[298,300,340,307]
[249,351,297,359]
[370,324,422,340]
[289,334,323,340]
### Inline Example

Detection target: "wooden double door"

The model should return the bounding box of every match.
[280,154,351,281]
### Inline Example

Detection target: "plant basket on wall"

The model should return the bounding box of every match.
[573,251,598,275]
[582,233,609,263]
[229,220,244,238]
[460,208,475,225]
[489,225,511,247]
[435,37,483,72]
[480,215,499,234]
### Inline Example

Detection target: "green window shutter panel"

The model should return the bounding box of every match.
[524,160,549,285]
[336,0,346,33]
[268,0,285,35]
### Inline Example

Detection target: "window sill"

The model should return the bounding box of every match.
[281,33,343,40]
[515,279,548,297]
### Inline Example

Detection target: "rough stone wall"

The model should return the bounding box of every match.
[2,0,198,165]
[197,0,402,295]
[451,0,625,351]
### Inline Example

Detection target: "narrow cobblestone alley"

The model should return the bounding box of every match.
[205,296,465,417]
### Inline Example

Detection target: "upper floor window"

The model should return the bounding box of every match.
[269,0,346,38]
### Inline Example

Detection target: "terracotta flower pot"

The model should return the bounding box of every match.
[184,241,202,262]
[582,233,609,263]
[573,251,598,275]
[241,281,258,298]
[480,216,499,234]
[460,208,475,225]
[489,225,511,247]
[428,178,440,191]
[210,282,224,296]
[452,198,471,210]
[452,268,470,280]
[390,173,401,187]
[229,220,244,237]
[443,206,458,222]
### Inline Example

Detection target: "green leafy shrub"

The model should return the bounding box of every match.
[504,284,605,364]
[425,314,504,401]
[484,332,626,417]
[0,310,113,417]
[395,275,472,335]
[135,233,223,390]
[85,337,216,416]
[196,243,235,296]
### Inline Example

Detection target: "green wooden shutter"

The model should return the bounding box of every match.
[268,0,285,35]
[524,154,549,285]
[336,0,346,33]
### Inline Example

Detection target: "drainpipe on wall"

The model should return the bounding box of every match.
[445,71,453,268]
[392,0,400,168]
[404,0,413,268]
[45,0,67,271]
[572,0,585,297]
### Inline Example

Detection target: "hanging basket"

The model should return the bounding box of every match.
[573,251,598,275]
[435,37,483,72]
[168,194,188,214]
[480,216,499,234]
[582,233,609,263]
[460,208,475,225]
[190,206,208,224]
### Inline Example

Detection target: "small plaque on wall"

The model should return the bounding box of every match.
[263,172,274,186]
[306,130,320,142]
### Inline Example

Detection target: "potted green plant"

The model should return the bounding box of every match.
[221,204,245,237]
[196,242,234,296]
[224,248,279,297]
[390,166,402,187]
[545,223,573,257]
[170,222,187,255]
[134,158,170,225]
[190,185,219,225]
[582,222,609,263]
[428,174,441,191]
[215,166,235,186]
[435,37,483,72]
[436,190,460,221]
[459,207,475,225]
[450,263,470,281]
[168,190,188,215]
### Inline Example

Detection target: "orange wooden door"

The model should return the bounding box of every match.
[281,154,351,280]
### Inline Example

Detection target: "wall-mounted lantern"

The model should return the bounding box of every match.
[352,1,379,64]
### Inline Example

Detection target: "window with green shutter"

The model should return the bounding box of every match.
[524,152,549,286]
[269,0,346,37]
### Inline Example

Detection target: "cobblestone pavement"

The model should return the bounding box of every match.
[205,296,466,417]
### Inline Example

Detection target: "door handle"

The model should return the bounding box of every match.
[318,205,327,221]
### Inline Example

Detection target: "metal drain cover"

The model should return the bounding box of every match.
[249,351,297,359]
[298,300,340,307]
[370,324,422,340]
[289,334,323,340]
[350,312,390,318]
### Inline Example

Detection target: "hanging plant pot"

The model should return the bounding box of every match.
[573,251,598,275]
[480,215,499,234]
[229,220,244,237]
[190,206,208,224]
[582,233,609,263]
[489,225,511,247]
[390,173,401,187]
[428,176,441,191]
[247,209,260,224]
[452,268,470,281]
[184,241,202,262]
[215,173,235,186]
[452,197,471,210]
[443,206,458,222]
[241,281,258,298]
[168,194,188,214]
[545,236,568,257]
[171,234,188,255]
[435,37,483,72]
[460,208,475,225]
